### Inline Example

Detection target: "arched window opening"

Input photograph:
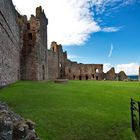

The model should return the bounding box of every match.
[95,69,99,73]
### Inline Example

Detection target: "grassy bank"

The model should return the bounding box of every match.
[0,81,140,140]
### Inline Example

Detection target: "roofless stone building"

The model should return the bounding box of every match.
[0,0,128,87]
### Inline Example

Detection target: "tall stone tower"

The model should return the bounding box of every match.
[20,6,48,80]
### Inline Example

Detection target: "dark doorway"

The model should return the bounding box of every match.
[96,76,98,80]
[79,75,82,80]
[86,75,88,80]
[73,75,76,80]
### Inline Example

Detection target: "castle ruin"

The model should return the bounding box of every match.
[0,0,128,87]
[48,41,104,80]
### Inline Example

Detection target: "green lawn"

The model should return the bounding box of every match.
[0,81,140,140]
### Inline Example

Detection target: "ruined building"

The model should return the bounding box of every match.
[0,0,127,87]
[104,67,127,81]
[48,42,104,80]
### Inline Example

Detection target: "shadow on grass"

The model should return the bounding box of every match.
[134,127,140,140]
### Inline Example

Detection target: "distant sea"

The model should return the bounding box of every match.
[127,75,139,80]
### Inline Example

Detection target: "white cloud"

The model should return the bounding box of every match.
[116,63,139,75]
[47,0,101,46]
[103,63,139,75]
[12,0,100,46]
[90,0,137,15]
[12,0,136,46]
[67,54,81,59]
[102,27,121,32]
[103,63,112,73]
[108,43,113,57]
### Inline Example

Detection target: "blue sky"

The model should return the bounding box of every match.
[63,0,140,75]
[13,0,140,75]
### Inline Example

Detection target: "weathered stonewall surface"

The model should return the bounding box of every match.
[105,67,116,80]
[0,0,21,86]
[0,102,39,140]
[117,71,127,81]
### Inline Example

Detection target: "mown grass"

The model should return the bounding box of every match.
[0,80,140,140]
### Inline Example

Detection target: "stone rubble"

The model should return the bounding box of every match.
[0,102,39,140]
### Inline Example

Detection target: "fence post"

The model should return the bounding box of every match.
[131,98,135,131]
[138,101,140,127]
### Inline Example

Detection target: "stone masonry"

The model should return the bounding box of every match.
[105,67,116,80]
[0,0,21,86]
[117,71,127,81]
